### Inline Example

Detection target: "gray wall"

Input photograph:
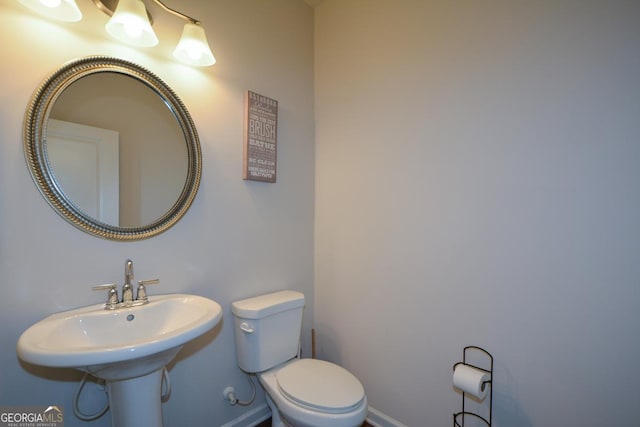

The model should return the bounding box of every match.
[314,1,640,426]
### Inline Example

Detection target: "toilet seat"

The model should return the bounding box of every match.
[276,359,365,413]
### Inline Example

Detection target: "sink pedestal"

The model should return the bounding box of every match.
[88,347,180,427]
[107,368,165,427]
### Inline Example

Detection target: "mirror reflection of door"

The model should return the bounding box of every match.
[48,73,188,228]
[47,119,119,224]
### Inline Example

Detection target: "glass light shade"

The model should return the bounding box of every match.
[18,0,82,22]
[105,0,158,47]
[173,23,216,67]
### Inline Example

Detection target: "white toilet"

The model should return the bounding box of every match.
[231,290,368,427]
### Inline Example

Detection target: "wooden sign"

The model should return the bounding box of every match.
[243,90,278,182]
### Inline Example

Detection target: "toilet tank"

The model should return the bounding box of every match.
[231,290,305,373]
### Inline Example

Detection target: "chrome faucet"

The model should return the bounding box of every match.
[122,259,134,303]
[93,259,160,310]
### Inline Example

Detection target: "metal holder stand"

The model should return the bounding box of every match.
[453,346,493,427]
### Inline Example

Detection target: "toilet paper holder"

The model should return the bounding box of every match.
[452,346,493,427]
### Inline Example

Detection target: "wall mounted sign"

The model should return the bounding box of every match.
[243,90,278,183]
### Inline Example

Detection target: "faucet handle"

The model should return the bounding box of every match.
[92,284,119,309]
[136,279,160,303]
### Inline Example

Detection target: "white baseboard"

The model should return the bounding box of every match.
[220,403,271,427]
[220,403,405,427]
[366,406,408,427]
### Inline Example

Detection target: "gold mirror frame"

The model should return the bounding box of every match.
[24,56,202,241]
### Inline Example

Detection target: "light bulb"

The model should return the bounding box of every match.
[18,0,82,22]
[40,0,61,8]
[124,24,143,38]
[187,49,203,61]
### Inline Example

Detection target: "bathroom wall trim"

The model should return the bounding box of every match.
[367,406,409,427]
[221,403,271,427]
[224,404,406,427]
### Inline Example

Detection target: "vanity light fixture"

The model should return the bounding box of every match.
[16,0,216,67]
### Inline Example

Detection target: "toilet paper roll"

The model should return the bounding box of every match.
[453,364,490,400]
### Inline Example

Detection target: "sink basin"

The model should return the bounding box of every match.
[17,293,222,379]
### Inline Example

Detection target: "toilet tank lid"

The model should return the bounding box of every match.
[232,290,305,319]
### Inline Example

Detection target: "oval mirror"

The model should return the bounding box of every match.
[24,56,202,240]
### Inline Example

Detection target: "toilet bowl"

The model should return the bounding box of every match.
[231,290,368,427]
[258,358,367,427]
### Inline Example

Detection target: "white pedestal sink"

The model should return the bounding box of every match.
[17,294,222,427]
